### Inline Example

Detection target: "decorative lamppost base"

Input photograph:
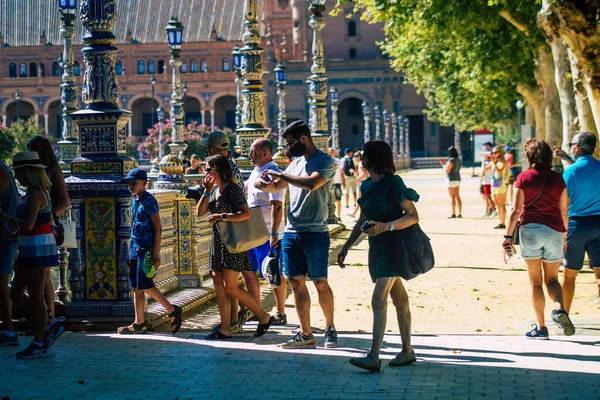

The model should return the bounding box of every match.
[58,137,79,168]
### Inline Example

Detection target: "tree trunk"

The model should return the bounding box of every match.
[568,48,597,134]
[550,40,578,151]
[535,45,563,147]
[517,82,545,139]
[539,0,600,136]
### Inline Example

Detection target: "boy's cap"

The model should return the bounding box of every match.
[203,130,229,149]
[483,142,493,147]
[344,148,352,154]
[121,168,147,182]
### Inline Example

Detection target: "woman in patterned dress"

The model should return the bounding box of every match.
[196,155,274,339]
[0,152,59,359]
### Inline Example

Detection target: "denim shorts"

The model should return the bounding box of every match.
[249,240,270,274]
[519,223,564,262]
[282,231,330,280]
[564,216,600,271]
[0,241,17,275]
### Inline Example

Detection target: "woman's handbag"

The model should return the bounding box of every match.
[54,210,77,249]
[385,178,435,280]
[216,206,270,253]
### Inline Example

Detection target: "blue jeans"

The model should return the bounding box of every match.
[281,231,330,280]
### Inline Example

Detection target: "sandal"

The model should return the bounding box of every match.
[254,315,275,337]
[389,351,416,367]
[169,305,183,334]
[205,330,232,340]
[117,322,148,335]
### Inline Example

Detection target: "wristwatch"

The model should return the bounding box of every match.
[389,221,395,231]
[221,213,227,221]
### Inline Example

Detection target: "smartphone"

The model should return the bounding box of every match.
[360,220,375,232]
[263,174,273,183]
[503,244,517,264]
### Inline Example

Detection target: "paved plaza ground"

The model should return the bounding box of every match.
[2,168,599,400]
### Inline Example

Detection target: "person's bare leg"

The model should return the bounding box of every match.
[223,270,269,324]
[335,200,342,219]
[367,278,395,360]
[274,279,288,315]
[26,267,48,343]
[313,279,335,328]
[390,278,413,354]
[541,261,564,309]
[144,287,175,314]
[211,271,232,335]
[525,258,545,328]
[495,193,507,225]
[561,268,578,313]
[0,275,14,331]
[447,188,456,215]
[44,269,55,323]
[133,289,146,324]
[289,276,312,336]
[9,258,29,312]
[241,270,261,306]
[594,267,600,298]
[455,189,462,215]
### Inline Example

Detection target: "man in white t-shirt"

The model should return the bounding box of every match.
[328,147,342,222]
[246,138,288,325]
[479,142,496,218]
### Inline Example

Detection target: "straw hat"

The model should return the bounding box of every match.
[11,151,47,170]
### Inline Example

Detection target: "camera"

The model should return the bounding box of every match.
[186,185,205,203]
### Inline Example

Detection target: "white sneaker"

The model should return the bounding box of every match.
[280,332,317,349]
[480,212,490,218]
[489,211,498,218]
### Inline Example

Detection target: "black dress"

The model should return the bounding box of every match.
[208,182,252,272]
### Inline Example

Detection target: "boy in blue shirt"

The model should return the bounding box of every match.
[118,168,182,334]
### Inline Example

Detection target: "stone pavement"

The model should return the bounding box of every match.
[1,331,599,400]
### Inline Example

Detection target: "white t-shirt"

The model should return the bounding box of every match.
[246,160,285,234]
[482,159,493,185]
[331,156,341,184]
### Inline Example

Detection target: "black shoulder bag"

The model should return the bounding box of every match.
[386,177,435,280]
[512,177,549,246]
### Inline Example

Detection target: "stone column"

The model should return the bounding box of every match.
[44,114,49,135]
[210,109,215,131]
[392,112,399,158]
[1,115,6,126]
[383,109,391,147]
[127,119,132,137]
[404,117,411,158]
[201,110,206,126]
[398,115,405,158]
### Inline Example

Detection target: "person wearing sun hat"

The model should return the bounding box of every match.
[0,152,58,358]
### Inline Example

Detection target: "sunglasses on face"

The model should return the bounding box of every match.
[491,151,499,154]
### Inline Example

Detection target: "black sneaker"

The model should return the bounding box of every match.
[15,341,47,359]
[551,309,575,336]
[0,331,19,347]
[44,321,65,350]
[324,326,338,348]
[525,324,549,340]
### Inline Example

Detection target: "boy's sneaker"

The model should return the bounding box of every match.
[551,309,575,336]
[15,341,47,359]
[44,322,65,350]
[0,331,19,347]
[280,331,317,349]
[324,326,338,348]
[525,324,549,340]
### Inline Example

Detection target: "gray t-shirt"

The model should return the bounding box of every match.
[284,149,335,233]
[447,157,461,181]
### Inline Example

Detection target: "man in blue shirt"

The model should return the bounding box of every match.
[255,120,339,349]
[554,131,600,312]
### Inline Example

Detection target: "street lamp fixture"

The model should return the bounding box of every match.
[150,75,156,129]
[166,17,184,49]
[274,63,288,85]
[165,17,187,157]
[58,0,77,10]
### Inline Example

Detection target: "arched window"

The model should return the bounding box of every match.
[39,63,45,77]
[349,48,357,59]
[180,61,188,73]
[115,60,123,75]
[29,62,37,77]
[52,62,61,76]
[19,63,27,77]
[73,61,81,76]
[348,20,357,37]
[157,59,165,74]
[148,60,155,74]
[222,57,230,72]
[190,59,198,73]
[200,59,208,73]
[9,63,17,78]
[137,60,145,74]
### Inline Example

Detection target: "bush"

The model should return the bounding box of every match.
[0,117,47,164]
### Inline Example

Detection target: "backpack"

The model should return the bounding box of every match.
[343,157,354,177]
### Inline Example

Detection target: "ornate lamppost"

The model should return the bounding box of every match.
[307,0,329,151]
[362,101,370,144]
[273,61,288,168]
[237,0,270,171]
[150,74,156,130]
[329,87,339,151]
[182,82,187,126]
[13,91,21,122]
[383,109,390,146]
[232,44,243,131]
[398,115,405,158]
[57,0,79,165]
[391,112,399,158]
[165,18,186,157]
[374,105,382,141]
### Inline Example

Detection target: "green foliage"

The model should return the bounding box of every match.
[0,126,17,164]
[0,117,47,164]
[335,0,540,131]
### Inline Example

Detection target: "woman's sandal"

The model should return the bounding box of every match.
[169,305,183,334]
[117,322,148,335]
[205,330,233,340]
[254,315,275,337]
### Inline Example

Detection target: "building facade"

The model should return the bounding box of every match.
[0,0,455,157]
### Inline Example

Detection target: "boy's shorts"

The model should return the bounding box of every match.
[249,240,270,274]
[128,246,156,290]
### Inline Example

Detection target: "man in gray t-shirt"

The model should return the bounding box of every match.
[255,120,338,350]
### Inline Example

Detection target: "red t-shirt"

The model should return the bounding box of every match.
[515,169,566,232]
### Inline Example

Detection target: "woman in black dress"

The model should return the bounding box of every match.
[196,155,273,339]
